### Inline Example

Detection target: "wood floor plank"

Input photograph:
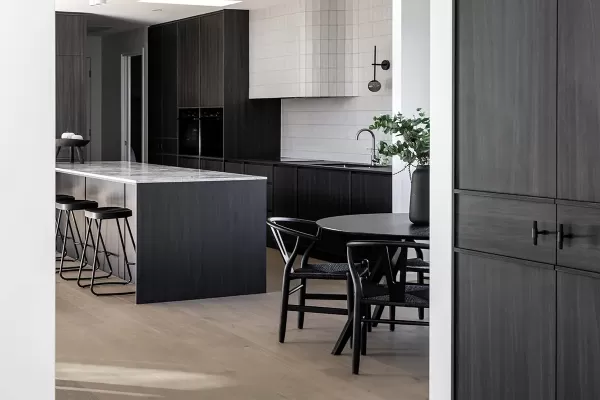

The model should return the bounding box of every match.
[56,249,429,399]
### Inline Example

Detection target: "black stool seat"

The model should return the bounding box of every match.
[56,194,74,201]
[85,207,132,220]
[56,199,98,211]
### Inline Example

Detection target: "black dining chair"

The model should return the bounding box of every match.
[267,217,368,343]
[346,240,430,374]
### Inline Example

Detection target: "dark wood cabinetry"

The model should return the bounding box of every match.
[297,169,350,221]
[161,24,178,138]
[177,17,200,108]
[456,0,557,197]
[455,252,556,400]
[178,156,199,169]
[273,166,298,218]
[201,158,223,172]
[55,13,87,145]
[56,56,86,137]
[557,269,600,400]
[556,203,600,274]
[224,162,244,174]
[557,0,600,202]
[350,173,392,214]
[56,13,85,56]
[199,13,224,107]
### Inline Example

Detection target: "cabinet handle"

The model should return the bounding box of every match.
[532,221,550,246]
[557,224,574,250]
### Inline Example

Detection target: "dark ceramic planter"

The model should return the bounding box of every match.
[409,165,430,225]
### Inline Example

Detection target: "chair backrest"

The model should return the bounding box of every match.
[266,217,321,269]
[347,240,430,301]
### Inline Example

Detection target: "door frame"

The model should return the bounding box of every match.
[120,51,145,162]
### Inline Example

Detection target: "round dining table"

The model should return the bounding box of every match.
[316,213,430,355]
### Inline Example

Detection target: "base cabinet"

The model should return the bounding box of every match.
[557,269,600,400]
[454,252,556,400]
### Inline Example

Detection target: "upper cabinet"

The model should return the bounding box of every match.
[557,0,600,202]
[56,13,85,56]
[199,13,224,107]
[456,0,557,197]
[177,17,201,108]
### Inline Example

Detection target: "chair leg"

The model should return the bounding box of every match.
[352,300,362,375]
[418,271,425,320]
[367,305,372,332]
[371,305,384,328]
[389,306,396,331]
[361,305,368,356]
[346,273,354,349]
[298,278,306,329]
[279,274,291,343]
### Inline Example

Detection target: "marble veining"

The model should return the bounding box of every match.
[56,161,266,184]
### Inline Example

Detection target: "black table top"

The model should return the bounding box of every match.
[317,213,430,240]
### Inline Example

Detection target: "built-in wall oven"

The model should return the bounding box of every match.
[178,108,224,158]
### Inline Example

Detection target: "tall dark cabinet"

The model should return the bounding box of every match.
[455,0,600,398]
[147,10,281,166]
[55,13,87,143]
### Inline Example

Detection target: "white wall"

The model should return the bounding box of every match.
[392,0,431,214]
[429,0,454,398]
[280,0,393,164]
[0,1,55,399]
[86,36,103,161]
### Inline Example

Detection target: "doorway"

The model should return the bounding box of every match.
[121,53,143,162]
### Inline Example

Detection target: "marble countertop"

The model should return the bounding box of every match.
[56,161,267,184]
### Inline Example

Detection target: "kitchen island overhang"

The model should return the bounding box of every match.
[56,162,267,304]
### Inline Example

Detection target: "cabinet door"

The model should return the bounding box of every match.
[224,162,244,174]
[162,23,178,138]
[350,173,392,214]
[557,204,600,273]
[557,269,600,400]
[274,166,298,218]
[297,168,350,220]
[558,0,600,202]
[199,12,224,107]
[178,156,199,169]
[177,18,200,108]
[163,155,178,167]
[456,0,557,197]
[56,56,86,137]
[56,14,85,56]
[148,26,162,142]
[455,252,556,400]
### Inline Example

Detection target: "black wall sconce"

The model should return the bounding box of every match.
[368,46,391,92]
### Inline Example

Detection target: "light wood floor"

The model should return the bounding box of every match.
[56,249,429,400]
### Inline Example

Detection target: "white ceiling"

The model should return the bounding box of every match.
[56,0,283,25]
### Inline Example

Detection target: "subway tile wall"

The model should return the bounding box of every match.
[249,0,393,163]
[282,0,393,163]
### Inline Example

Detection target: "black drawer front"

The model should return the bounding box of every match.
[557,204,600,273]
[455,194,556,264]
[245,164,273,184]
[179,157,199,169]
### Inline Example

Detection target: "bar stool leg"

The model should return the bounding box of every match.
[59,213,93,281]
[95,220,114,277]
[89,220,103,293]
[58,210,70,276]
[77,218,110,287]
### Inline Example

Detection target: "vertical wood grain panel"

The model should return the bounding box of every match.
[350,172,392,214]
[56,56,86,137]
[456,0,557,197]
[56,13,85,56]
[177,18,200,107]
[162,23,179,138]
[455,252,556,400]
[200,13,224,107]
[557,0,600,202]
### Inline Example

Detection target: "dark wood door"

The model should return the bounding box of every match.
[558,0,600,202]
[350,173,392,214]
[56,56,86,138]
[456,0,557,197]
[199,12,224,107]
[556,203,600,273]
[56,13,85,56]
[177,18,200,108]
[297,168,350,220]
[148,25,162,146]
[557,268,600,400]
[455,194,557,264]
[161,23,178,138]
[274,166,298,218]
[455,252,556,400]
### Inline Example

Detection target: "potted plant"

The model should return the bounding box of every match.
[370,108,430,225]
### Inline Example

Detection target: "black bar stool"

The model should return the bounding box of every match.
[55,195,74,245]
[55,198,98,280]
[77,207,136,296]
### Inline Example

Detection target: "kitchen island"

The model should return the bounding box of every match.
[56,161,267,304]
